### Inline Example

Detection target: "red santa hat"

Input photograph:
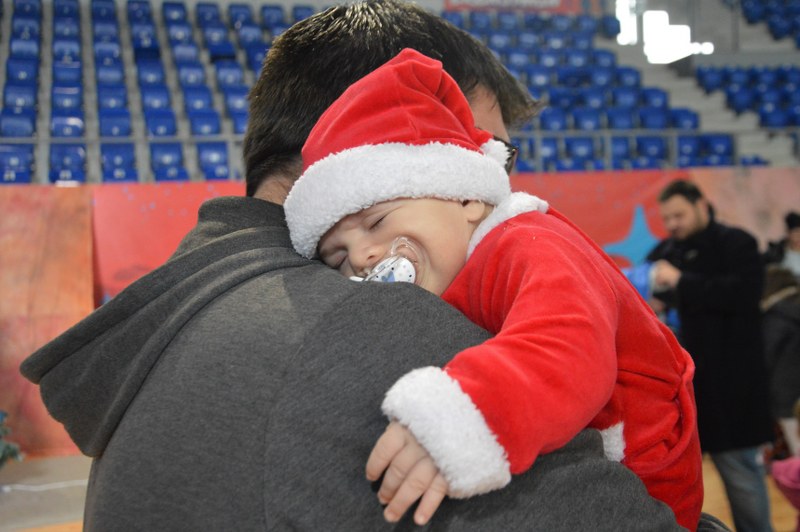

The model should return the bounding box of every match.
[285,48,513,259]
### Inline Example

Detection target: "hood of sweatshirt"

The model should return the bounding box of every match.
[20,197,310,457]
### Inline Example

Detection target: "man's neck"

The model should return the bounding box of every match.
[253,178,295,205]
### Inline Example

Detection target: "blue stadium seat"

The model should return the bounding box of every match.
[671,108,700,130]
[469,11,492,31]
[589,67,615,88]
[3,83,37,109]
[487,31,513,52]
[10,37,40,60]
[496,11,518,31]
[197,141,229,179]
[601,15,621,38]
[93,21,119,40]
[292,5,315,23]
[150,142,183,169]
[162,2,188,23]
[441,11,464,29]
[641,87,669,108]
[203,24,228,46]
[0,108,36,137]
[677,135,702,157]
[216,61,244,87]
[523,13,546,31]
[167,22,193,44]
[92,1,116,20]
[702,134,734,156]
[52,83,82,111]
[565,136,596,159]
[576,14,599,34]
[53,38,80,62]
[50,110,85,137]
[538,137,559,167]
[230,110,248,134]
[636,136,667,159]
[229,4,254,28]
[97,84,128,110]
[145,110,177,136]
[609,136,631,159]
[538,49,563,68]
[611,87,640,108]
[727,67,751,86]
[571,31,594,50]
[53,60,81,83]
[141,85,171,111]
[0,144,34,171]
[238,24,264,47]
[177,61,206,86]
[49,143,86,183]
[223,86,249,114]
[96,60,125,85]
[138,61,166,86]
[12,16,41,39]
[538,107,568,131]
[196,2,221,26]
[572,107,602,130]
[154,166,189,181]
[101,143,135,171]
[506,50,532,70]
[606,107,636,129]
[183,85,213,111]
[630,156,661,169]
[616,66,641,87]
[639,107,670,129]
[99,108,132,136]
[525,65,552,89]
[759,107,791,127]
[7,58,39,84]
[517,30,540,50]
[260,5,286,29]
[548,87,577,108]
[550,14,573,32]
[95,40,122,62]
[579,87,607,109]
[556,66,587,87]
[543,30,569,50]
[188,109,221,135]
[245,44,268,71]
[172,42,199,62]
[208,41,237,62]
[565,49,590,68]
[554,157,587,172]
[726,85,756,114]
[702,154,734,167]
[592,49,616,68]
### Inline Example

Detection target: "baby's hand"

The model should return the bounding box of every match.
[366,421,449,525]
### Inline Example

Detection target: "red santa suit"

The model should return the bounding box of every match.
[283,49,703,530]
[381,192,703,531]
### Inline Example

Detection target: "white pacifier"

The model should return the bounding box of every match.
[349,236,425,285]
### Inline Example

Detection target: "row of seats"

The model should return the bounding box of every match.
[697,65,800,127]
[0,141,231,183]
[441,10,621,39]
[533,106,700,132]
[739,0,800,47]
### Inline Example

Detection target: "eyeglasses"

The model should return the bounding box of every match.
[493,136,519,175]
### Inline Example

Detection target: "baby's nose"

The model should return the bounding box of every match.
[352,244,384,276]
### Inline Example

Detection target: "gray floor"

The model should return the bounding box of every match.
[0,455,90,531]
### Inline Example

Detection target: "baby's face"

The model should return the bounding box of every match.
[318,198,486,295]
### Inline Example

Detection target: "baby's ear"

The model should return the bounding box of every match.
[462,200,491,224]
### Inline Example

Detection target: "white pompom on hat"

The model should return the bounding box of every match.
[284,48,513,259]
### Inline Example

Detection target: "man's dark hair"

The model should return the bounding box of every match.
[243,0,541,197]
[658,179,705,204]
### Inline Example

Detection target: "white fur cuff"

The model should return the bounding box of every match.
[382,367,511,497]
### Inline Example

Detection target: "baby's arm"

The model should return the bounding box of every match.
[366,422,449,525]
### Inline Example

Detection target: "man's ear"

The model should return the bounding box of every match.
[462,200,491,224]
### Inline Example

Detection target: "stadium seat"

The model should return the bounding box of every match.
[554,157,587,172]
[188,109,221,135]
[579,87,607,109]
[150,142,183,170]
[245,44,269,71]
[609,136,631,159]
[616,66,641,87]
[52,83,82,111]
[496,11,518,31]
[565,137,596,159]
[53,38,80,62]
[7,57,39,84]
[216,61,244,87]
[53,61,82,83]
[197,141,229,179]
[167,22,193,44]
[154,166,190,181]
[636,136,667,159]
[677,135,702,157]
[601,15,621,38]
[95,40,122,62]
[726,85,756,114]
[101,143,136,171]
[593,49,616,68]
[517,30,540,50]
[230,111,248,134]
[487,31,513,52]
[177,61,206,86]
[759,107,791,127]
[639,107,671,129]
[572,107,602,130]
[565,49,590,68]
[238,24,264,47]
[441,11,464,29]
[590,67,615,88]
[162,2,188,23]
[50,110,85,137]
[292,5,315,22]
[671,108,700,130]
[145,110,177,137]
[141,85,171,111]
[611,87,640,108]
[229,4,254,28]
[172,43,199,63]
[606,107,636,129]
[0,144,34,171]
[49,143,86,183]
[261,5,286,29]
[223,86,249,114]
[99,109,132,137]
[97,84,128,110]
[538,137,559,167]
[702,134,734,156]
[10,37,40,60]
[630,156,661,169]
[538,107,568,131]
[556,66,587,87]
[525,65,552,89]
[196,2,221,26]
[538,50,563,68]
[3,83,37,109]
[96,60,125,85]
[641,87,669,108]
[469,11,492,31]
[208,41,237,62]
[183,85,214,111]
[548,87,577,109]
[138,61,166,86]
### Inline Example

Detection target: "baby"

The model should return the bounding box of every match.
[284,48,702,530]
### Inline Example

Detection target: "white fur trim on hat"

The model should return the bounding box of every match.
[284,142,511,258]
[382,366,511,498]
[468,192,549,257]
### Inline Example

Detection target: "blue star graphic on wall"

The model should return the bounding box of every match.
[603,204,660,266]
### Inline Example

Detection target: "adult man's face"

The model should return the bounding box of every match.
[659,195,709,241]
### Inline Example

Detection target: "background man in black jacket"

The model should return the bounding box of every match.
[648,179,774,532]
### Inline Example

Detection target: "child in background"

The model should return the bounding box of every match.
[284,48,702,530]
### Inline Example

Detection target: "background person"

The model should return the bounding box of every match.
[765,212,800,279]
[647,179,774,532]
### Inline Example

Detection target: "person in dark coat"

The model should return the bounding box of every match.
[762,266,800,456]
[647,179,774,532]
[764,211,800,279]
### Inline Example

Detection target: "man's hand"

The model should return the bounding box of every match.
[366,421,449,525]
[652,260,682,290]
